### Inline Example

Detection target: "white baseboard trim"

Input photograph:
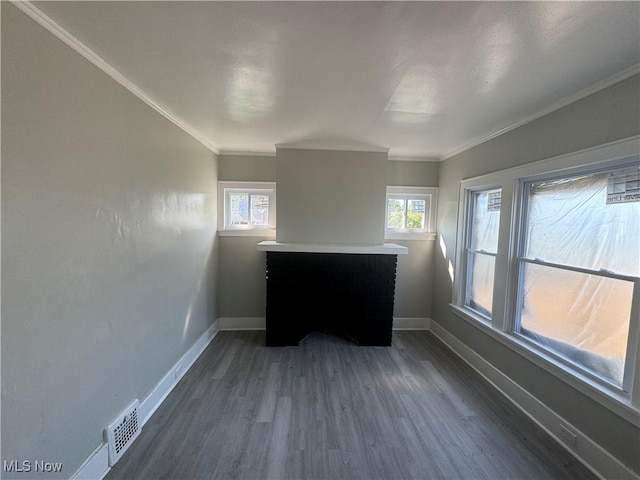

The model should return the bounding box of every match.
[70,320,220,480]
[216,317,432,331]
[138,320,220,424]
[70,444,109,480]
[429,320,638,480]
[393,317,431,330]
[217,317,266,330]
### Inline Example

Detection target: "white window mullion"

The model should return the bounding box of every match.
[248,193,254,226]
[467,249,497,257]
[503,180,527,334]
[491,183,513,332]
[401,198,408,229]
[518,257,638,283]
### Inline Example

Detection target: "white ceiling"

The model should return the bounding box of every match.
[29,1,640,159]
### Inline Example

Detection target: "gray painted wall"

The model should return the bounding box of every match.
[276,148,387,245]
[2,5,218,478]
[392,239,435,319]
[387,160,439,188]
[217,236,270,318]
[217,154,277,182]
[217,155,439,319]
[434,74,640,473]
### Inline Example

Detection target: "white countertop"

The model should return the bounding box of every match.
[257,241,408,255]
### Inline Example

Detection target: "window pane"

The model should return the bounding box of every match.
[229,193,249,225]
[406,199,426,229]
[519,262,633,386]
[387,198,405,229]
[250,194,270,225]
[467,252,495,317]
[470,189,501,253]
[524,169,640,277]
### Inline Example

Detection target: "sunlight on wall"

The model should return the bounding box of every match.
[181,245,214,344]
[182,304,194,340]
[438,234,454,283]
[439,233,447,260]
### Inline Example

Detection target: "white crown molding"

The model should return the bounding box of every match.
[388,155,439,162]
[10,0,220,155]
[440,63,640,162]
[276,140,390,153]
[218,150,277,157]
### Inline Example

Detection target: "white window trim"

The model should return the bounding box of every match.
[217,181,276,237]
[385,186,438,240]
[451,135,640,425]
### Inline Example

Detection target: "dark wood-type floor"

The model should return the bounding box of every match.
[106,330,596,480]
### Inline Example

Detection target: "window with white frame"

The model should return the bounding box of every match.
[452,138,640,418]
[385,186,437,239]
[464,188,501,318]
[515,167,638,388]
[218,181,276,235]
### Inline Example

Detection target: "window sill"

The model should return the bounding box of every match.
[218,229,276,238]
[449,303,640,426]
[385,232,437,241]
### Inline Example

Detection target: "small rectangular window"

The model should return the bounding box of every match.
[218,181,276,235]
[385,187,437,239]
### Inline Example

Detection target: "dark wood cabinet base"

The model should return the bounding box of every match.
[265,252,398,346]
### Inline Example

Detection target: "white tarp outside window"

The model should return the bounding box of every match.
[519,168,639,386]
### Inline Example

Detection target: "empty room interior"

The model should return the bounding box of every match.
[3,2,640,479]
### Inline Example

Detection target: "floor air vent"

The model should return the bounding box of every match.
[105,400,141,466]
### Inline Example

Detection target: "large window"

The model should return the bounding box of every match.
[465,188,501,318]
[452,138,640,420]
[218,182,276,235]
[516,168,638,388]
[385,186,437,239]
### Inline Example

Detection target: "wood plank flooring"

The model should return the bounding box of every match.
[106,331,596,480]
